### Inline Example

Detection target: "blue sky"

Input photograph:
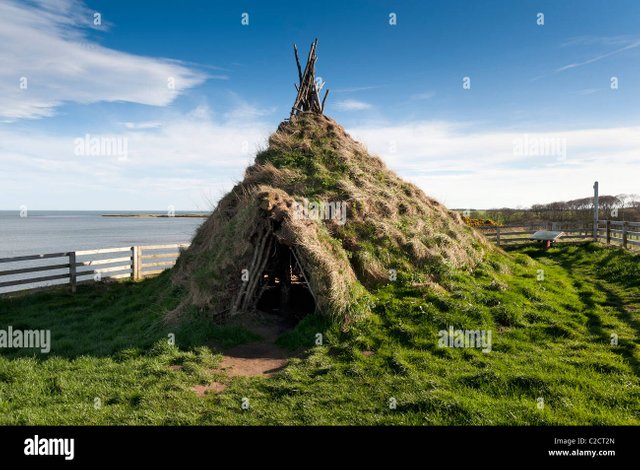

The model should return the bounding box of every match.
[1,0,639,210]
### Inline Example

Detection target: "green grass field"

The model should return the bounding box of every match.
[0,243,638,425]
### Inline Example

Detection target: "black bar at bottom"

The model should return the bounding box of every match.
[1,426,635,465]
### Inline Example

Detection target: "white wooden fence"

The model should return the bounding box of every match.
[478,220,640,249]
[595,220,640,249]
[0,243,189,295]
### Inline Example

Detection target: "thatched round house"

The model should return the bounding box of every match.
[170,42,488,325]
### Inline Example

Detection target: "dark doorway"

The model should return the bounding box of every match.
[256,242,316,321]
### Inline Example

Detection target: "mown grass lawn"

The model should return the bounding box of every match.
[0,243,638,425]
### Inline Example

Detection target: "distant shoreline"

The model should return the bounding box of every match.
[102,213,209,218]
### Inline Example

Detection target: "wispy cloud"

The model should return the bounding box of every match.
[561,35,640,47]
[224,103,275,121]
[531,35,640,82]
[575,88,599,96]
[188,104,213,120]
[336,99,373,111]
[122,121,163,130]
[332,85,381,93]
[410,91,436,100]
[555,40,640,72]
[0,0,207,120]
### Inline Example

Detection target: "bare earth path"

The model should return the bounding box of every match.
[192,315,294,396]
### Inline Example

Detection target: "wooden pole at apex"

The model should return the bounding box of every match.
[290,39,329,118]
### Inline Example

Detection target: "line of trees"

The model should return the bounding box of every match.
[462,194,640,225]
[529,194,640,221]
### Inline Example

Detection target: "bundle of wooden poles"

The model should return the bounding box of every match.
[231,226,274,315]
[291,38,329,117]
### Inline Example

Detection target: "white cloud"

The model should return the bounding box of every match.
[0,105,272,210]
[0,0,207,120]
[2,108,639,210]
[349,122,640,208]
[336,99,373,111]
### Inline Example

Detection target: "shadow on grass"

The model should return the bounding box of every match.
[507,243,640,378]
[594,280,640,378]
[0,272,265,360]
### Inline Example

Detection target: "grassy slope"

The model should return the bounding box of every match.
[0,243,638,425]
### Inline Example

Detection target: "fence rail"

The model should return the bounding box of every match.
[478,220,640,249]
[596,220,640,248]
[0,243,189,295]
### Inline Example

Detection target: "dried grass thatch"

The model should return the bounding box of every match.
[171,113,490,324]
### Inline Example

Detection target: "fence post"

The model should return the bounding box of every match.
[593,181,599,241]
[138,246,143,279]
[69,251,77,293]
[496,227,501,247]
[622,222,628,249]
[131,246,139,281]
[606,220,611,244]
